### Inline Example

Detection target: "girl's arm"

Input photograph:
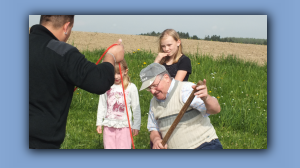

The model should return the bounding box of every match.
[175,56,191,81]
[130,84,141,131]
[174,70,188,81]
[96,93,107,126]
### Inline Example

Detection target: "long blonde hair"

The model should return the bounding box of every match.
[115,59,130,90]
[158,29,183,65]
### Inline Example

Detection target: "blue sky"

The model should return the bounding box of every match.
[29,15,267,39]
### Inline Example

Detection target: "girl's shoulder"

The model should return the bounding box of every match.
[179,54,190,61]
[178,54,191,65]
[127,82,138,90]
[110,84,120,89]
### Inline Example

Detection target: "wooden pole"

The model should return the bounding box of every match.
[161,80,203,147]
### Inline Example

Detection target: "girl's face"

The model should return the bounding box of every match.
[160,35,181,57]
[114,68,128,85]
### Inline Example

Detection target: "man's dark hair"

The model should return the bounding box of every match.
[40,15,74,28]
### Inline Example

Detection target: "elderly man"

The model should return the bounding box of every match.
[140,63,222,149]
[29,15,124,149]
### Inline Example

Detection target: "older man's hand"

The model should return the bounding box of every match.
[192,79,208,101]
[192,79,221,114]
[152,138,168,149]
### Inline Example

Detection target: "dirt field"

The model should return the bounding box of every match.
[66,31,267,66]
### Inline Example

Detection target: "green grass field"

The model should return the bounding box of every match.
[60,49,267,149]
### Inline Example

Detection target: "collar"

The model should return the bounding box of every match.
[30,24,59,41]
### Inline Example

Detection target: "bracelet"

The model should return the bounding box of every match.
[106,52,116,64]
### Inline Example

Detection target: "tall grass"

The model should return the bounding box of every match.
[60,49,267,149]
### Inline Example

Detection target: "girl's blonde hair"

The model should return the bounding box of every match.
[115,59,130,90]
[158,29,183,65]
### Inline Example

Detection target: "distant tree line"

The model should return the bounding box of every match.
[139,31,267,45]
[139,31,192,39]
[204,35,267,45]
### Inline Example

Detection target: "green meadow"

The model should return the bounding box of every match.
[60,49,267,149]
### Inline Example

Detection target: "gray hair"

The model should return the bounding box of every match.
[157,70,170,79]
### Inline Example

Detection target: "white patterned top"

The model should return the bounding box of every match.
[96,83,141,130]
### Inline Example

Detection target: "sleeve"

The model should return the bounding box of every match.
[130,84,141,130]
[178,55,192,74]
[60,48,115,94]
[147,99,160,132]
[181,82,209,117]
[96,93,108,126]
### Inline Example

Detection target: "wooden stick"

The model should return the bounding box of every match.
[161,80,203,147]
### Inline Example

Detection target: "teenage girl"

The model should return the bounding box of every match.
[154,29,192,81]
[149,29,192,149]
[96,59,141,149]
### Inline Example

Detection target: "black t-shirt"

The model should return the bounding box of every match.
[163,54,192,81]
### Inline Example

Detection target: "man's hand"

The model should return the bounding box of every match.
[107,39,125,63]
[103,39,124,66]
[192,79,221,114]
[96,126,102,134]
[132,129,139,136]
[192,79,208,101]
[152,138,168,149]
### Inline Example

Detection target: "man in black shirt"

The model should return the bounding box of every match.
[29,15,124,149]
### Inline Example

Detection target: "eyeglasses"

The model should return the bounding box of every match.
[146,76,163,92]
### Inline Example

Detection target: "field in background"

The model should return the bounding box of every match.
[67,31,267,66]
[60,48,267,149]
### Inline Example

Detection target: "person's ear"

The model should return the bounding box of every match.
[125,69,129,75]
[163,74,168,80]
[63,22,70,34]
[177,39,181,47]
